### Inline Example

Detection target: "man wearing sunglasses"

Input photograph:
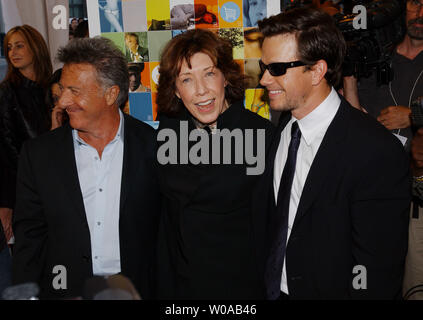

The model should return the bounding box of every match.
[252,7,410,300]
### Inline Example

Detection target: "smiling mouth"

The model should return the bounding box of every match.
[66,107,82,113]
[195,99,215,110]
[268,90,283,94]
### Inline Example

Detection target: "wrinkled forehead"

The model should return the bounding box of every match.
[176,51,217,76]
[61,63,101,87]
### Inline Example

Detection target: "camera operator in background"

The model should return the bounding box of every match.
[344,0,423,152]
[343,0,423,300]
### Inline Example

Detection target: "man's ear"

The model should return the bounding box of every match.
[311,59,328,86]
[105,85,120,106]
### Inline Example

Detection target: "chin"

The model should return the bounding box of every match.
[195,116,217,126]
[68,116,83,130]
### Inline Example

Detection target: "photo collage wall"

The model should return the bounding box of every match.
[87,0,282,128]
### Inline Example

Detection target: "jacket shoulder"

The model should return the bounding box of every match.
[124,113,157,144]
[238,107,275,131]
[0,81,14,108]
[124,113,155,131]
[23,125,70,150]
[342,100,406,159]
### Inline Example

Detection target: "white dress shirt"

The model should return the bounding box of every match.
[73,110,124,276]
[273,87,341,294]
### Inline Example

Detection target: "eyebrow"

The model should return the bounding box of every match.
[58,83,80,91]
[179,65,214,76]
[8,41,24,46]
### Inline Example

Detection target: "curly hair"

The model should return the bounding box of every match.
[258,7,346,87]
[3,25,52,88]
[56,37,129,108]
[157,29,245,117]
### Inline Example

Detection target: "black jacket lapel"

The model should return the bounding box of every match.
[120,114,149,218]
[292,99,350,228]
[57,124,87,224]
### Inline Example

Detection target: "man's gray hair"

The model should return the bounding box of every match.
[57,37,129,107]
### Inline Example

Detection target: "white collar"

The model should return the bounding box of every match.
[73,109,125,146]
[293,87,340,146]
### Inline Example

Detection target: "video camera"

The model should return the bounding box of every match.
[335,0,406,84]
[282,0,406,85]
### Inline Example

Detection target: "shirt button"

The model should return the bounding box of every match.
[97,222,101,226]
[95,156,99,160]
[95,256,98,260]
[99,188,103,192]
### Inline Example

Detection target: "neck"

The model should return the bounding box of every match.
[19,67,36,82]
[292,85,332,120]
[78,109,121,158]
[397,35,423,60]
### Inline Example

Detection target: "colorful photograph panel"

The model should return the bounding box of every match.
[148,30,172,62]
[128,62,151,93]
[98,0,124,33]
[218,28,244,60]
[170,0,195,30]
[122,0,148,32]
[194,0,219,29]
[129,92,154,121]
[219,0,242,28]
[245,88,270,120]
[124,32,149,62]
[101,32,126,55]
[243,0,266,27]
[243,27,262,59]
[147,0,171,30]
[244,58,261,88]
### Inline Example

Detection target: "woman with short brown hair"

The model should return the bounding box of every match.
[156,29,274,299]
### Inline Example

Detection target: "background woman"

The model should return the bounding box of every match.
[156,29,274,299]
[0,25,52,247]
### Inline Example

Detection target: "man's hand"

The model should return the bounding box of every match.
[51,105,66,130]
[412,128,423,176]
[377,106,411,130]
[0,207,13,242]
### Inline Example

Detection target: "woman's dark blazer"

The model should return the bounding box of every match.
[156,101,274,299]
[0,77,50,208]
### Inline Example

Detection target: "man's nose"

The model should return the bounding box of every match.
[57,89,71,109]
[259,69,274,88]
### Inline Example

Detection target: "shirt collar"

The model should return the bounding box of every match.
[73,109,125,146]
[293,87,340,146]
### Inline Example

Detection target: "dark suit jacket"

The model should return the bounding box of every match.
[252,97,411,299]
[12,114,161,299]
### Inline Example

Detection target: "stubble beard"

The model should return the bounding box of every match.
[407,18,423,40]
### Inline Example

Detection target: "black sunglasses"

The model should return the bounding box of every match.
[259,60,307,76]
